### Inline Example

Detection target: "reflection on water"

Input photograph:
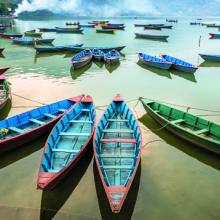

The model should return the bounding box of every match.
[199,61,220,67]
[70,62,92,80]
[170,70,197,83]
[0,135,46,169]
[40,145,93,220]
[137,61,172,79]
[93,160,141,220]
[93,61,105,68]
[34,52,65,63]
[105,62,120,73]
[139,114,220,171]
[0,99,12,120]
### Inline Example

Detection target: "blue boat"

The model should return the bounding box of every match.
[35,44,83,53]
[104,50,120,65]
[13,37,54,45]
[71,49,93,69]
[39,28,57,32]
[37,95,95,190]
[56,28,83,34]
[64,46,126,53]
[161,54,198,73]
[92,49,105,61]
[93,94,141,213]
[0,95,84,154]
[199,54,220,62]
[138,53,172,70]
[79,24,95,28]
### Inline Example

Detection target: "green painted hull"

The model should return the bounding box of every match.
[140,98,220,154]
[96,29,114,34]
[24,32,43,37]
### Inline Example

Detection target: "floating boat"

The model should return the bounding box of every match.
[71,49,93,69]
[0,67,10,75]
[93,94,141,213]
[140,98,220,155]
[190,22,201,25]
[0,24,12,28]
[38,28,56,32]
[209,33,220,39]
[79,24,95,28]
[166,19,178,23]
[90,20,109,25]
[104,50,120,65]
[56,28,83,34]
[92,49,105,61]
[0,27,5,31]
[0,95,84,154]
[161,54,198,73]
[35,44,83,53]
[13,37,54,45]
[102,25,125,30]
[108,23,124,26]
[135,33,169,41]
[0,74,10,111]
[96,29,115,34]
[138,53,172,70]
[56,27,81,30]
[0,33,23,39]
[206,24,219,28]
[202,23,215,26]
[160,25,173,29]
[199,54,220,62]
[66,22,80,26]
[144,26,161,30]
[0,48,4,54]
[65,45,126,53]
[24,31,43,38]
[37,95,95,190]
[135,23,164,27]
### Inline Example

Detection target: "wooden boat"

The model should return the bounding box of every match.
[0,27,5,31]
[160,25,173,29]
[56,28,83,34]
[93,94,141,213]
[56,27,81,30]
[108,23,124,26]
[161,54,198,73]
[140,98,220,154]
[166,19,178,23]
[144,26,161,30]
[35,44,83,53]
[13,37,54,45]
[0,33,23,39]
[38,28,56,32]
[0,95,84,154]
[102,25,125,30]
[190,22,201,25]
[202,23,215,26]
[96,29,115,34]
[199,54,220,62]
[92,49,105,61]
[104,50,120,65]
[24,31,43,38]
[79,24,95,28]
[65,45,126,53]
[209,33,220,39]
[0,74,10,111]
[37,95,95,190]
[135,33,169,41]
[206,24,219,28]
[66,22,80,26]
[138,53,172,70]
[0,48,4,54]
[0,67,10,75]
[71,49,93,69]
[135,23,164,27]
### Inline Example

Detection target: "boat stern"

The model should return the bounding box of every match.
[113,94,124,102]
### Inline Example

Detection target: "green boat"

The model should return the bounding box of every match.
[24,31,43,38]
[140,98,220,154]
[96,29,115,34]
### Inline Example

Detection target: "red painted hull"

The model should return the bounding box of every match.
[0,67,10,75]
[0,34,23,39]
[93,94,142,213]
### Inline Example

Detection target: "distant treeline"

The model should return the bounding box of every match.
[0,0,22,14]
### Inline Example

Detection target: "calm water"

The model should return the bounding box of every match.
[1,17,220,220]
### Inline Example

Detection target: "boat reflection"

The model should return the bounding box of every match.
[93,160,141,220]
[199,61,220,67]
[70,62,92,80]
[93,61,105,68]
[40,145,93,220]
[139,114,220,171]
[170,70,197,83]
[105,62,120,73]
[137,61,172,79]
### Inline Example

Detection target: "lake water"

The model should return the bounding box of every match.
[0,17,220,220]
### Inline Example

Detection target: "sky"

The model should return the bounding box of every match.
[15,0,220,16]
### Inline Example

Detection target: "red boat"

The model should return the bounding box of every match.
[0,95,84,154]
[0,48,4,54]
[37,95,96,190]
[93,94,142,213]
[0,67,10,75]
[0,33,23,39]
[102,25,125,30]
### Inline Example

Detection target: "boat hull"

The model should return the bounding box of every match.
[67,46,125,53]
[139,57,171,70]
[135,33,168,40]
[200,54,220,61]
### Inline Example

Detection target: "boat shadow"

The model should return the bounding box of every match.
[105,62,120,73]
[199,61,220,67]
[39,145,93,220]
[139,114,220,171]
[93,61,105,68]
[70,62,93,80]
[170,70,197,83]
[0,135,47,169]
[137,61,172,79]
[0,99,12,120]
[0,54,5,58]
[93,160,141,220]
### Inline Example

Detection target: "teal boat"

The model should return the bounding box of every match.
[140,98,220,154]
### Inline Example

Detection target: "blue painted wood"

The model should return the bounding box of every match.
[35,44,83,53]
[104,50,120,65]
[199,54,220,62]
[13,37,54,45]
[92,49,105,61]
[161,54,198,73]
[71,49,93,69]
[138,53,172,70]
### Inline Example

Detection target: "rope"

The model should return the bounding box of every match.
[142,139,164,148]
[12,105,42,109]
[12,93,46,106]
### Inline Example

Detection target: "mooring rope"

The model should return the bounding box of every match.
[12,93,46,106]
